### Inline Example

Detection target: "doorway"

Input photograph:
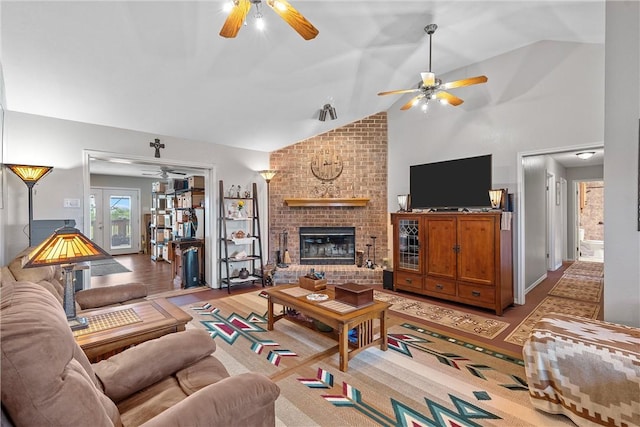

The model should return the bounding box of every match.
[82,150,216,287]
[90,187,140,255]
[575,180,604,262]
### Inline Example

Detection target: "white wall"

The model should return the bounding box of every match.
[2,112,270,266]
[603,1,640,327]
[523,155,547,289]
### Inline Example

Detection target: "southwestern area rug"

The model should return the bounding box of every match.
[183,291,574,426]
[89,258,131,277]
[373,291,509,339]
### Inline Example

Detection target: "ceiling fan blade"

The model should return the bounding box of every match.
[219,0,251,38]
[435,91,464,106]
[441,75,488,90]
[377,88,420,96]
[400,95,424,111]
[266,0,319,40]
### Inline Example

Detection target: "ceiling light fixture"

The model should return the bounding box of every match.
[220,0,318,40]
[318,104,337,121]
[576,151,595,160]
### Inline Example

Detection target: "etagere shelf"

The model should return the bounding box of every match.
[218,180,265,293]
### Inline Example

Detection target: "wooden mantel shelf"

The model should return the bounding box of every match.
[284,198,370,207]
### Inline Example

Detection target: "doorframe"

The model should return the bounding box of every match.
[516,143,603,305]
[573,178,605,261]
[82,150,216,288]
[546,172,556,270]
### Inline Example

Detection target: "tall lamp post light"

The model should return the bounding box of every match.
[5,164,54,246]
[258,169,278,264]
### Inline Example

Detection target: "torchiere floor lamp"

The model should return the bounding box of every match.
[258,170,278,264]
[5,164,54,246]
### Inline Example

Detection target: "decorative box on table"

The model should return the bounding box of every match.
[335,283,373,307]
[299,275,327,291]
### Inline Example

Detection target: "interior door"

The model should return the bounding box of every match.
[90,187,140,255]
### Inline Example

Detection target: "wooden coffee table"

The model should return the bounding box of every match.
[74,298,192,362]
[264,285,390,372]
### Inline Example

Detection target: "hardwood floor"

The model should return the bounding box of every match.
[91,252,577,355]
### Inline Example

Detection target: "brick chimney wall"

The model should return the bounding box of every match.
[267,112,388,268]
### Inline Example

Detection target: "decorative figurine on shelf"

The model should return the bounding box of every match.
[236,185,241,198]
[238,267,250,279]
[244,187,251,198]
[228,185,236,198]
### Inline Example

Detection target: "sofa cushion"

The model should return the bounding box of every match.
[0,281,121,426]
[93,329,217,402]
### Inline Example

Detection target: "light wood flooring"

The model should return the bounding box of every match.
[91,253,587,355]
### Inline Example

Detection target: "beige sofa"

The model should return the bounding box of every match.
[1,280,280,426]
[1,249,148,310]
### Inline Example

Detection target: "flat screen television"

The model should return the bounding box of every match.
[410,154,492,210]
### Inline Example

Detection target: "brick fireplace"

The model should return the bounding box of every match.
[268,112,388,286]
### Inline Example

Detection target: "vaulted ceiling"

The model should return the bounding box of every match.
[2,1,604,153]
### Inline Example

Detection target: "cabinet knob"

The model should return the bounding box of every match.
[405,278,412,284]
[472,291,481,297]
[436,284,444,290]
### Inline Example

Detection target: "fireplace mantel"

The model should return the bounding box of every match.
[284,198,370,207]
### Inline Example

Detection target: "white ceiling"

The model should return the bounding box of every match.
[2,1,605,156]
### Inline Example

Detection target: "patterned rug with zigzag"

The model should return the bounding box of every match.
[182,291,574,426]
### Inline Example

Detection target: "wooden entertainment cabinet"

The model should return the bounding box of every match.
[391,211,513,315]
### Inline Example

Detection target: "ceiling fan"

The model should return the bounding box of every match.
[220,0,318,40]
[142,166,187,180]
[378,24,488,111]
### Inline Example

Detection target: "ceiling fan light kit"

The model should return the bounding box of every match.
[220,0,318,40]
[378,24,488,112]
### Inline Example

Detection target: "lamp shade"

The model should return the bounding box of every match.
[6,164,53,186]
[258,170,278,183]
[488,189,503,209]
[23,226,111,268]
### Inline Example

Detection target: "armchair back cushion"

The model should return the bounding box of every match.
[1,281,121,426]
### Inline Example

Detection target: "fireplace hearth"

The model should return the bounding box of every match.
[299,226,355,265]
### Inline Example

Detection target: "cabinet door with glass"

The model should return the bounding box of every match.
[393,214,423,274]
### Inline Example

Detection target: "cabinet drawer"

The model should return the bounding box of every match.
[424,277,456,296]
[394,272,423,291]
[457,283,495,304]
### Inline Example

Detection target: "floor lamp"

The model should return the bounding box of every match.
[5,164,54,246]
[258,170,277,264]
[22,225,112,330]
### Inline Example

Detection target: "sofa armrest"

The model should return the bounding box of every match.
[76,283,148,309]
[93,329,216,402]
[140,373,280,427]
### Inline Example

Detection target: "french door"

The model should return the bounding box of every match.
[90,187,140,255]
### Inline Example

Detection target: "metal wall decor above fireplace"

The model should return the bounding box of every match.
[299,226,355,265]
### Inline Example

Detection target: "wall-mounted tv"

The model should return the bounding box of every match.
[410,154,492,210]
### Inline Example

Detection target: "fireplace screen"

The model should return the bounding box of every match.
[299,227,355,265]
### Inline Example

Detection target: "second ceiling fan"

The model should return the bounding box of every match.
[220,0,318,40]
[378,24,488,111]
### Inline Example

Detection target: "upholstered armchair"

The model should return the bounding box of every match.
[1,281,280,426]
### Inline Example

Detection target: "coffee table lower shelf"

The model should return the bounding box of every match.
[264,285,390,372]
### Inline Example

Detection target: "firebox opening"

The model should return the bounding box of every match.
[299,226,355,265]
